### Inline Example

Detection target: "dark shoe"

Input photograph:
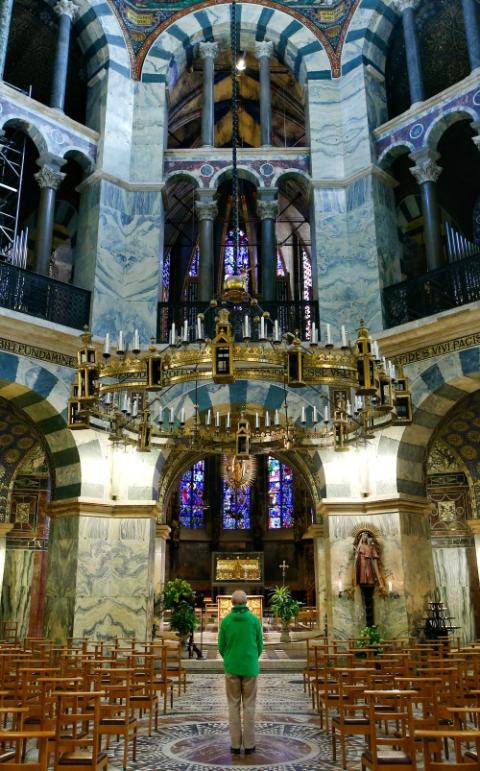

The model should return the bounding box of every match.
[244,747,256,754]
[230,748,241,755]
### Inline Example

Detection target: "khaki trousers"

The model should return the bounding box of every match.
[225,674,258,749]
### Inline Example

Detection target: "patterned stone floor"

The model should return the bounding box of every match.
[107,673,364,771]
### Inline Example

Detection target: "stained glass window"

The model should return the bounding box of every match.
[267,456,294,529]
[302,249,313,341]
[277,252,285,276]
[223,483,251,529]
[162,250,171,302]
[223,229,250,290]
[179,460,205,528]
[189,246,199,277]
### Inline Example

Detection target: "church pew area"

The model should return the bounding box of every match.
[0,635,475,769]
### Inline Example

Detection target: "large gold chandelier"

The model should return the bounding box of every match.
[67,301,412,453]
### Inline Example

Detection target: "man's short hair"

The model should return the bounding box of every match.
[231,590,248,606]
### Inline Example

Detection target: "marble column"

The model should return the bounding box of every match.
[199,42,218,148]
[462,0,480,73]
[308,523,329,634]
[254,40,274,147]
[44,500,157,643]
[392,0,424,105]
[409,148,445,271]
[0,524,12,600]
[50,0,78,111]
[0,0,14,80]
[153,524,170,629]
[196,192,218,301]
[34,158,66,276]
[257,192,278,302]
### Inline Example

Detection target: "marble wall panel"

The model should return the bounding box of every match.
[76,180,164,339]
[0,549,34,639]
[45,514,155,642]
[399,511,436,635]
[326,512,423,639]
[433,544,480,642]
[130,82,167,183]
[312,174,386,334]
[308,80,344,180]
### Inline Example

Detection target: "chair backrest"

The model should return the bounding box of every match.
[416,729,480,770]
[364,689,417,769]
[53,691,104,770]
[0,729,54,769]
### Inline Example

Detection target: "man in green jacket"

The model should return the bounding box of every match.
[218,589,263,755]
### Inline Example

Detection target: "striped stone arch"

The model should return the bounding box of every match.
[342,0,398,76]
[153,378,326,511]
[0,352,83,500]
[42,0,131,80]
[380,346,480,498]
[140,2,332,88]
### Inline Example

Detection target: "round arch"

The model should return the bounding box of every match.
[387,348,480,498]
[425,109,478,152]
[141,2,331,89]
[0,118,49,158]
[0,356,82,500]
[344,0,399,76]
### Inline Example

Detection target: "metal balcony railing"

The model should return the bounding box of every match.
[157,299,320,343]
[383,254,480,328]
[0,261,91,330]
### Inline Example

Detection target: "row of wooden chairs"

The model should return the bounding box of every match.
[0,635,190,770]
[303,636,480,770]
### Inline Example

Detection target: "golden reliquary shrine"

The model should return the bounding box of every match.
[213,553,263,583]
[217,595,264,625]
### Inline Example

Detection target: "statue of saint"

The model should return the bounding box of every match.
[354,531,383,588]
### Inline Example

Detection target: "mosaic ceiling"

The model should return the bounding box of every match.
[427,389,480,483]
[114,0,357,57]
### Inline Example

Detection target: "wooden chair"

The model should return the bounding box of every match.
[331,671,372,769]
[416,729,480,770]
[52,691,108,771]
[361,690,417,771]
[0,729,54,769]
[95,667,138,771]
[130,654,159,736]
[151,645,174,714]
[163,641,187,696]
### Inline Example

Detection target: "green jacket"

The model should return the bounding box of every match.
[218,605,263,677]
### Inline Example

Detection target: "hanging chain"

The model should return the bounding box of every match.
[230,0,240,273]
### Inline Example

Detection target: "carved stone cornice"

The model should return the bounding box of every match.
[196,200,218,221]
[256,199,278,220]
[318,494,430,517]
[34,164,66,191]
[409,149,442,185]
[47,498,161,520]
[0,524,13,537]
[391,0,421,12]
[199,41,218,61]
[467,519,480,536]
[156,524,171,540]
[53,0,79,20]
[255,40,274,60]
[305,523,324,539]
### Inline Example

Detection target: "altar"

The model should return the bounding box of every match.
[217,595,263,625]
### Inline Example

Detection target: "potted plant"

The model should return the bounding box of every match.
[355,625,384,657]
[269,585,302,643]
[162,578,198,647]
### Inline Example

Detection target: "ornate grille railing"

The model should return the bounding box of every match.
[157,300,320,343]
[383,254,480,328]
[0,261,91,330]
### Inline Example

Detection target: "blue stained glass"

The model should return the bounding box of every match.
[189,246,199,277]
[162,251,171,301]
[223,229,250,289]
[277,253,285,276]
[267,456,294,529]
[223,482,251,529]
[179,460,205,528]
